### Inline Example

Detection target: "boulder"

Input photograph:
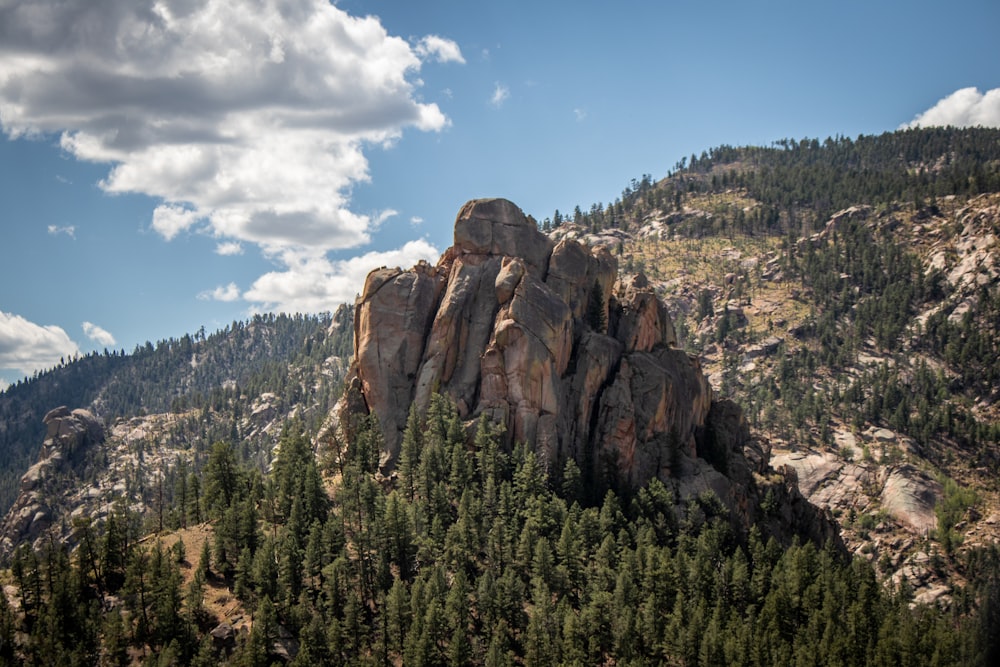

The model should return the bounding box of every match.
[495,257,525,305]
[743,336,783,361]
[880,465,941,534]
[210,622,237,650]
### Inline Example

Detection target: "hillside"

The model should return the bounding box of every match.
[551,126,1000,604]
[0,127,997,664]
[0,309,354,517]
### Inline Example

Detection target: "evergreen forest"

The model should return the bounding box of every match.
[3,398,999,666]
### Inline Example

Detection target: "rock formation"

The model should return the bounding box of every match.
[0,406,104,559]
[340,198,839,541]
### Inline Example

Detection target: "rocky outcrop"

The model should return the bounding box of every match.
[343,199,701,487]
[339,198,840,541]
[1,388,328,561]
[0,407,104,560]
[770,444,943,538]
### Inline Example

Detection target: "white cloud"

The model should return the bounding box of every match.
[0,0,459,261]
[0,311,79,376]
[410,216,424,226]
[244,239,439,313]
[415,35,465,64]
[903,87,1000,129]
[47,224,76,238]
[215,241,244,256]
[574,108,587,122]
[151,205,199,241]
[82,321,116,346]
[0,378,8,393]
[491,82,510,108]
[374,209,399,228]
[199,283,242,302]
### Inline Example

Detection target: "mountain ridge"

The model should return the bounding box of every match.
[0,126,997,663]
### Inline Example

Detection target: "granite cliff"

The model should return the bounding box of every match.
[0,406,105,559]
[339,198,837,542]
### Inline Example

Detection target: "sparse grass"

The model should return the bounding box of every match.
[159,523,243,625]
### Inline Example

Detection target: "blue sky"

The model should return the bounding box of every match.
[1,0,999,390]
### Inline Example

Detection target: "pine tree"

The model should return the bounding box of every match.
[586,280,607,332]
[203,440,241,519]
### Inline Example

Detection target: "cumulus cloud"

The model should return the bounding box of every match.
[244,239,439,313]
[0,311,79,376]
[215,241,244,256]
[199,283,242,302]
[82,321,116,346]
[47,224,76,238]
[151,205,199,241]
[0,0,463,304]
[416,35,465,64]
[491,82,510,108]
[903,87,1000,129]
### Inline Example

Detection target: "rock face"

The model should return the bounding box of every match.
[345,199,701,486]
[0,407,105,559]
[340,198,838,540]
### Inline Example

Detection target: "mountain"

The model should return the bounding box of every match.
[551,126,1000,604]
[0,310,354,549]
[0,126,998,664]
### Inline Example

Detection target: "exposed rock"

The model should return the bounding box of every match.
[272,624,300,661]
[495,257,525,305]
[611,274,677,350]
[354,261,446,461]
[1,407,260,563]
[0,408,105,560]
[880,465,940,535]
[716,303,748,331]
[545,240,614,328]
[743,336,783,361]
[799,206,873,250]
[914,583,951,607]
[833,430,860,460]
[454,198,553,277]
[338,198,841,543]
[770,449,876,515]
[210,622,237,651]
[788,321,813,339]
[247,393,285,438]
[872,428,896,443]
